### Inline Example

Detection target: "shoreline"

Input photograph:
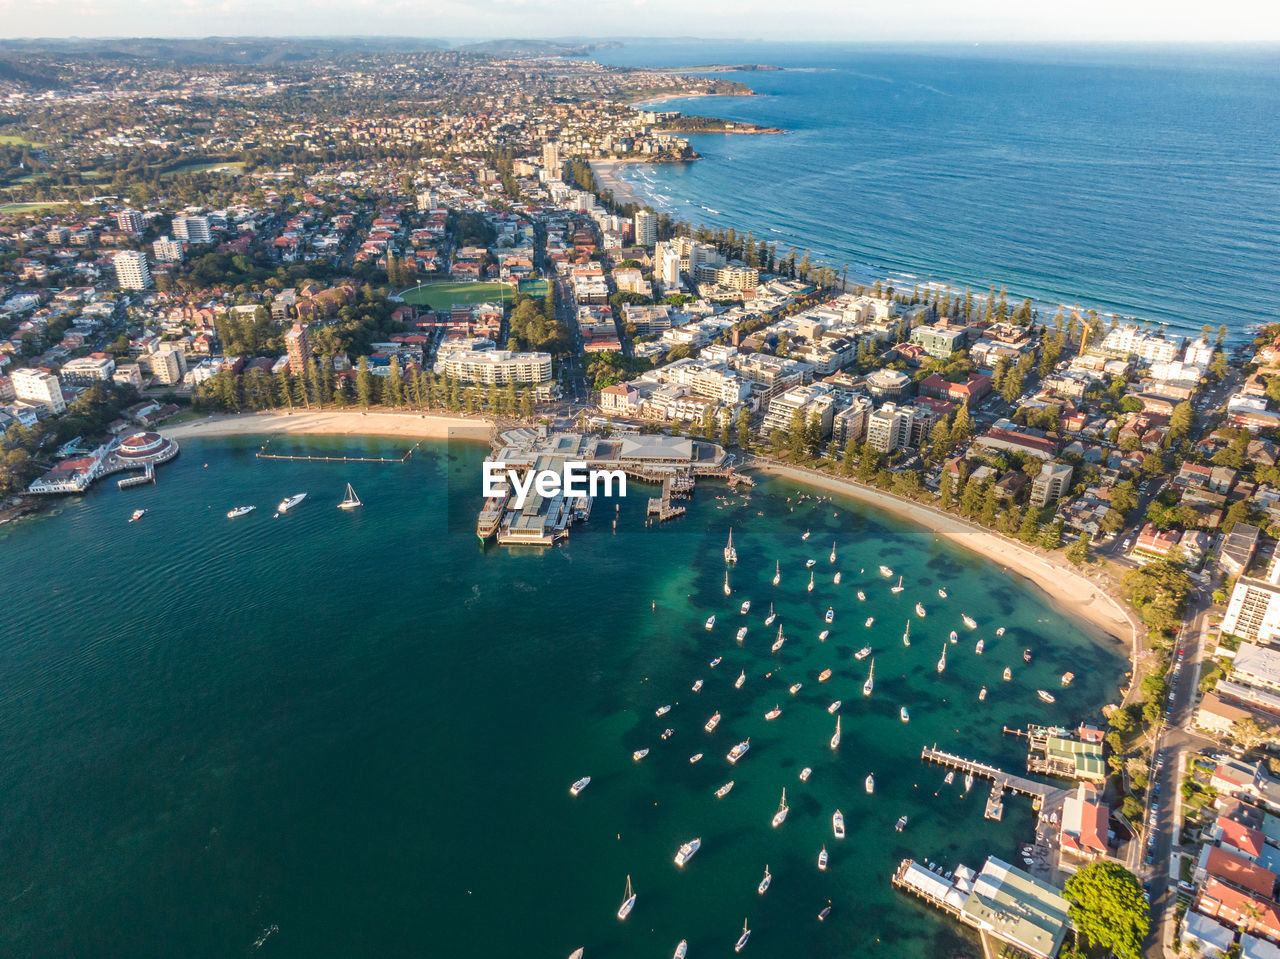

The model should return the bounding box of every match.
[752,462,1140,684]
[160,410,493,442]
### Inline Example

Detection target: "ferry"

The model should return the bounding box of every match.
[277,493,307,513]
[855,645,872,660]
[818,845,829,870]
[975,639,985,655]
[895,815,908,832]
[476,484,509,540]
[705,616,716,631]
[724,528,738,564]
[1037,689,1056,704]
[915,603,927,618]
[807,572,815,592]
[891,575,905,594]
[833,809,846,839]
[828,700,841,714]
[764,603,776,626]
[773,561,781,586]
[692,679,703,692]
[617,875,636,920]
[857,590,866,601]
[705,711,721,733]
[727,739,750,764]
[818,668,832,682]
[833,571,842,584]
[825,607,835,624]
[735,670,746,689]
[863,659,875,696]
[818,629,830,641]
[570,776,590,796]
[865,774,875,794]
[736,626,748,643]
[655,704,671,717]
[765,704,781,720]
[879,565,893,577]
[716,781,735,798]
[710,656,722,668]
[1023,648,1033,664]
[226,505,256,519]
[735,919,751,953]
[938,588,949,598]
[771,788,789,827]
[900,706,910,722]
[674,838,702,867]
[962,614,977,629]
[689,753,703,763]
[1003,666,1012,681]
[758,866,772,894]
[740,600,751,615]
[799,767,812,781]
[830,716,841,749]
[633,748,649,761]
[1061,672,1075,687]
[979,686,988,701]
[129,509,147,522]
[789,682,802,695]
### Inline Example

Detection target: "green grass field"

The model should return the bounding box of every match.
[0,134,46,147]
[400,281,514,310]
[0,201,71,214]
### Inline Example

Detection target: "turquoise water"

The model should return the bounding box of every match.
[0,437,1125,956]
[596,43,1280,339]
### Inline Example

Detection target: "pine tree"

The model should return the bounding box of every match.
[1066,532,1091,565]
[356,357,378,407]
[1017,507,1041,544]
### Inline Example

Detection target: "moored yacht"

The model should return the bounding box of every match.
[705,711,721,733]
[903,621,911,646]
[964,772,974,792]
[765,704,781,720]
[689,753,703,763]
[706,615,716,631]
[633,748,649,761]
[758,866,771,894]
[655,704,671,717]
[865,616,875,628]
[724,573,732,596]
[1037,689,1056,703]
[727,739,750,764]
[857,590,866,601]
[674,940,688,959]
[226,505,255,518]
[830,716,841,749]
[740,600,751,615]
[1023,648,1033,663]
[617,875,636,919]
[979,686,988,701]
[734,670,746,689]
[975,639,985,655]
[915,602,927,618]
[570,776,591,796]
[807,572,814,592]
[799,767,812,781]
[772,561,781,586]
[938,588,948,598]
[937,641,947,674]
[710,656,722,667]
[830,542,837,563]
[818,845,829,870]
[865,773,875,794]
[855,645,872,660]
[771,788,789,827]
[789,682,802,695]
[825,607,834,624]
[1061,672,1075,687]
[996,626,1006,637]
[863,659,875,696]
[818,668,832,682]
[674,838,702,867]
[880,565,893,577]
[737,626,748,643]
[833,809,845,839]
[764,603,776,626]
[129,509,147,522]
[891,575,904,594]
[735,919,751,953]
[716,780,735,798]
[337,482,361,510]
[818,629,829,641]
[772,626,786,652]
[834,571,842,584]
[802,529,811,540]
[828,700,841,714]
[277,492,307,513]
[805,558,816,568]
[692,678,704,692]
[962,614,977,629]
[949,630,958,644]
[724,527,738,564]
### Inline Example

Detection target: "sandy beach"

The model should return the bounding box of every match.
[755,462,1140,664]
[589,159,657,208]
[161,410,493,442]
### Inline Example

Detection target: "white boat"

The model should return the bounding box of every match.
[724,527,738,564]
[129,509,147,522]
[740,600,751,615]
[706,616,716,631]
[915,603,927,618]
[819,906,831,921]
[771,626,786,653]
[865,774,875,794]
[854,648,874,665]
[895,816,907,832]
[765,704,781,720]
[825,607,834,624]
[570,776,590,796]
[617,875,636,920]
[705,712,721,733]
[226,505,255,518]
[663,727,674,741]
[901,706,910,722]
[735,919,751,953]
[772,561,781,586]
[891,576,904,594]
[569,949,583,959]
[674,940,688,959]
[818,629,830,641]
[818,845,829,870]
[830,716,841,749]
[656,705,671,717]
[710,656,722,668]
[802,529,811,541]
[833,571,842,584]
[964,772,974,793]
[828,700,841,714]
[818,668,832,682]
[862,659,874,696]
[944,770,955,785]
[690,753,703,763]
[771,788,789,827]
[1003,666,1012,681]
[727,739,750,764]
[962,614,977,630]
[857,590,866,602]
[737,626,749,643]
[758,866,771,894]
[865,617,875,628]
[937,642,947,674]
[807,572,814,593]
[764,603,776,626]
[674,838,702,867]
[1037,689,1056,704]
[996,627,1006,637]
[903,621,911,646]
[277,493,306,513]
[633,748,649,761]
[879,565,893,578]
[830,542,837,563]
[789,682,802,695]
[337,482,361,510]
[799,767,812,781]
[692,679,704,692]
[716,781,734,798]
[1061,672,1075,687]
[938,588,948,598]
[979,686,988,701]
[949,630,958,644]
[975,639,985,655]
[724,573,732,597]
[806,558,816,568]
[833,810,845,839]
[734,670,746,689]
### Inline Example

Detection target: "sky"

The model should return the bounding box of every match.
[0,0,1278,43]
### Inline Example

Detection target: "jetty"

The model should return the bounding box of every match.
[920,745,1071,814]
[647,478,688,521]
[117,464,155,489]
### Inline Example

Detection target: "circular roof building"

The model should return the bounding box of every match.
[118,432,167,458]
[866,368,912,400]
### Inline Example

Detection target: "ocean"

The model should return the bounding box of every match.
[594,42,1280,339]
[0,435,1126,957]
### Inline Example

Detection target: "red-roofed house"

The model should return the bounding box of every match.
[1059,783,1109,862]
[1214,817,1267,862]
[1196,845,1277,898]
[1197,877,1280,941]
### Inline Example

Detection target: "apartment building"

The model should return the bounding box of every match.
[11,367,66,414]
[113,250,152,290]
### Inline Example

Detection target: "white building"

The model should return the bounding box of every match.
[1222,564,1280,646]
[763,383,835,438]
[832,395,873,447]
[866,402,913,453]
[153,236,183,263]
[542,141,561,176]
[633,209,656,246]
[149,345,187,386]
[1186,337,1216,366]
[113,250,152,290]
[60,355,116,385]
[12,367,66,413]
[1030,460,1074,508]
[436,349,553,386]
[1099,325,1183,364]
[171,215,211,244]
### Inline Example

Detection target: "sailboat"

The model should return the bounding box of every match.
[903,621,911,646]
[962,614,978,629]
[735,919,751,953]
[937,641,947,674]
[807,571,814,593]
[772,561,781,586]
[724,528,738,564]
[735,670,746,689]
[891,575,904,594]
[830,542,837,563]
[772,626,786,653]
[834,571,842,584]
[830,716,841,749]
[863,659,875,696]
[771,789,789,827]
[765,603,776,626]
[758,866,771,895]
[338,483,362,510]
[617,875,636,919]
[975,639,985,654]
[724,572,732,596]
[915,602,926,618]
[964,772,974,793]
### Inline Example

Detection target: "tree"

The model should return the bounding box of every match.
[1062,862,1150,959]
[1230,717,1278,753]
[950,403,973,444]
[356,357,378,407]
[736,408,752,452]
[1066,532,1091,566]
[1122,559,1192,634]
[1039,520,1064,550]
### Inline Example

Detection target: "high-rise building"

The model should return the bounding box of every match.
[171,215,211,244]
[149,345,187,386]
[153,236,183,263]
[1222,563,1280,645]
[866,402,913,453]
[12,367,66,413]
[115,210,144,234]
[113,250,152,290]
[634,209,657,247]
[284,323,312,375]
[542,141,561,177]
[1030,460,1074,508]
[416,191,434,212]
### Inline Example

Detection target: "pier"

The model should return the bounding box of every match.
[647,478,688,521]
[256,440,420,463]
[117,464,154,489]
[920,745,1071,813]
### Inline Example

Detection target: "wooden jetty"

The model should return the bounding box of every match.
[647,478,687,521]
[920,745,1070,815]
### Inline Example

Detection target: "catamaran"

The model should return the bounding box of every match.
[891,576,904,594]
[277,493,307,513]
[855,645,872,660]
[570,776,590,796]
[705,712,721,733]
[772,561,781,586]
[727,739,750,764]
[765,704,781,720]
[830,542,837,563]
[937,642,947,674]
[724,528,738,564]
[915,602,927,617]
[226,505,255,518]
[818,845,829,870]
[716,781,735,798]
[825,607,834,624]
[724,573,732,597]
[772,626,786,653]
[338,483,361,510]
[735,919,751,953]
[758,866,772,894]
[674,838,701,867]
[735,670,746,689]
[765,603,776,626]
[617,875,636,919]
[807,572,814,593]
[833,810,845,839]
[903,620,911,646]
[830,716,841,749]
[771,788,789,827]
[863,659,875,696]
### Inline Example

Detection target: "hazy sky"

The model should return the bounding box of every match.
[0,0,1278,43]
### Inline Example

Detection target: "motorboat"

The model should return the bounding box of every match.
[827,700,841,714]
[915,603,927,618]
[674,941,688,959]
[855,646,872,660]
[735,670,746,689]
[758,866,771,895]
[617,875,636,919]
[633,748,649,761]
[724,527,738,564]
[706,616,716,631]
[655,705,671,717]
[833,571,842,584]
[865,774,875,794]
[996,627,1006,637]
[819,906,831,921]
[737,626,748,643]
[661,728,674,741]
[570,776,590,796]
[277,493,306,513]
[1023,648,1033,664]
[857,590,866,602]
[1061,672,1075,687]
[938,588,948,598]
[879,565,893,578]
[833,810,845,839]
[818,668,832,682]
[735,919,751,953]
[949,630,958,644]
[765,705,781,720]
[716,781,735,798]
[690,753,703,763]
[825,607,834,624]
[705,712,721,733]
[1003,666,1012,681]
[771,788,789,827]
[710,656,722,667]
[979,686,988,701]
[806,558,816,568]
[818,629,830,641]
[962,614,977,630]
[764,603,776,626]
[818,845,829,870]
[895,816,908,832]
[975,639,985,655]
[799,767,812,782]
[226,505,255,518]
[900,706,910,722]
[740,600,751,615]
[789,682,802,695]
[674,838,702,867]
[692,679,704,692]
[829,716,841,749]
[1037,689,1056,704]
[865,617,875,628]
[129,509,147,522]
[727,739,750,764]
[891,576,904,594]
[862,659,874,696]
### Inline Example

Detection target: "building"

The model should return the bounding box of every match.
[171,215,211,244]
[112,363,143,390]
[60,355,116,384]
[1030,460,1074,508]
[12,367,66,413]
[866,402,913,453]
[149,345,187,386]
[633,209,656,247]
[113,250,152,290]
[542,140,561,175]
[1197,877,1280,941]
[1181,912,1235,958]
[762,384,835,439]
[1221,523,1263,579]
[832,395,873,447]
[1232,644,1280,694]
[437,349,553,386]
[865,368,912,401]
[416,191,434,212]
[115,209,144,234]
[153,236,183,263]
[284,323,311,375]
[1223,569,1280,645]
[911,325,966,358]
[1059,783,1109,863]
[1099,325,1183,364]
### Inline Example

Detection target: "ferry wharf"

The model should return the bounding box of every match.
[920,745,1073,820]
